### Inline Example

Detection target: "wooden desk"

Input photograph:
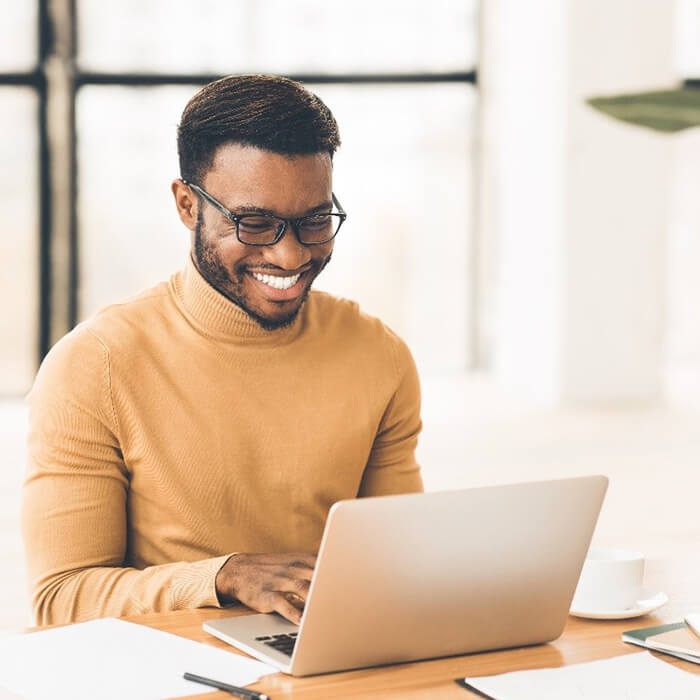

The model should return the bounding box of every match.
[126,545,700,699]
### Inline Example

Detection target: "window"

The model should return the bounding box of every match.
[1,1,479,394]
[0,2,40,395]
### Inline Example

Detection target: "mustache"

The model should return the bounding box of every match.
[239,254,332,276]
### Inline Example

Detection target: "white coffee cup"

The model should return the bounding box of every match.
[571,548,645,612]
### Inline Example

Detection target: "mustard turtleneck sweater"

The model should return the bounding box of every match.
[22,258,423,626]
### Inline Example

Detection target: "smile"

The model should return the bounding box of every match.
[250,272,302,290]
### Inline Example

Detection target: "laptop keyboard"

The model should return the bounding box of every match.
[255,632,298,656]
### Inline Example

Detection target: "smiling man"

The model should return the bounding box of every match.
[22,75,423,626]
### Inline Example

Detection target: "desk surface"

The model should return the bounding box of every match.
[121,542,700,700]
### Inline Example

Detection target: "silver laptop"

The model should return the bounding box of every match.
[204,475,608,676]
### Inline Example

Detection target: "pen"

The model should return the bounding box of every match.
[183,672,270,700]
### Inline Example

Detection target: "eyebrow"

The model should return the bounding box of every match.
[234,201,334,217]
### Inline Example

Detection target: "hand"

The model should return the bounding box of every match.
[215,552,316,624]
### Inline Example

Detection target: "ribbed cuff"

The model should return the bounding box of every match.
[170,554,234,610]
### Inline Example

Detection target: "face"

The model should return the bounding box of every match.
[172,143,335,330]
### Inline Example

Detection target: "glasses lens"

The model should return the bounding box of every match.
[237,215,283,244]
[298,213,344,244]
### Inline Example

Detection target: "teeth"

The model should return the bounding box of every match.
[251,272,301,290]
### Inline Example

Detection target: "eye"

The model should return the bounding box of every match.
[237,216,278,233]
[301,214,332,230]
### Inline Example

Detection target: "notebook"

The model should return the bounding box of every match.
[624,622,700,664]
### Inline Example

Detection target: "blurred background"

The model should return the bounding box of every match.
[1,0,699,629]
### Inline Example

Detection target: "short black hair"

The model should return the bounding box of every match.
[177,74,341,185]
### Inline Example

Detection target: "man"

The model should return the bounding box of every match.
[22,75,423,627]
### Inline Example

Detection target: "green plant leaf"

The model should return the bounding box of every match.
[587,88,700,133]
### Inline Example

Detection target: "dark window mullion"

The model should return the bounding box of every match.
[38,0,52,362]
[68,0,78,334]
[39,0,78,354]
[74,71,477,88]
[0,71,44,86]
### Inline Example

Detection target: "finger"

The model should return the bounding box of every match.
[274,576,311,600]
[271,593,304,625]
[283,591,306,609]
[287,564,315,581]
[243,553,316,568]
[287,554,317,570]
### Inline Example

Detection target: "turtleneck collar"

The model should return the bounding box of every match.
[169,256,304,345]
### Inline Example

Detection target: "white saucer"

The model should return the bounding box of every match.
[569,590,669,620]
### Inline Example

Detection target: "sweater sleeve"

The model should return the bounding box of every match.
[357,334,424,497]
[21,327,230,626]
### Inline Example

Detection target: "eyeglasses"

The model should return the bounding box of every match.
[182,180,347,246]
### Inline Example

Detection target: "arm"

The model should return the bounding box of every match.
[357,333,424,497]
[21,327,229,626]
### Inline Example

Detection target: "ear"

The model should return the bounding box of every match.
[171,179,199,231]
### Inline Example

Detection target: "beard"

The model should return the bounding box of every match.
[193,209,331,331]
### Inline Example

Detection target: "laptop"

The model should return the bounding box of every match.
[204,475,608,676]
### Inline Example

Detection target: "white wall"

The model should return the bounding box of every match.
[667,0,700,395]
[479,0,567,403]
[480,0,676,405]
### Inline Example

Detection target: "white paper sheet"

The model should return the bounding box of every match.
[0,617,276,700]
[464,652,700,700]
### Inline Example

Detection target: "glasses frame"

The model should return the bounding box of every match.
[182,179,347,247]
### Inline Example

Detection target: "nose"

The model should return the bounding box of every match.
[264,225,312,271]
